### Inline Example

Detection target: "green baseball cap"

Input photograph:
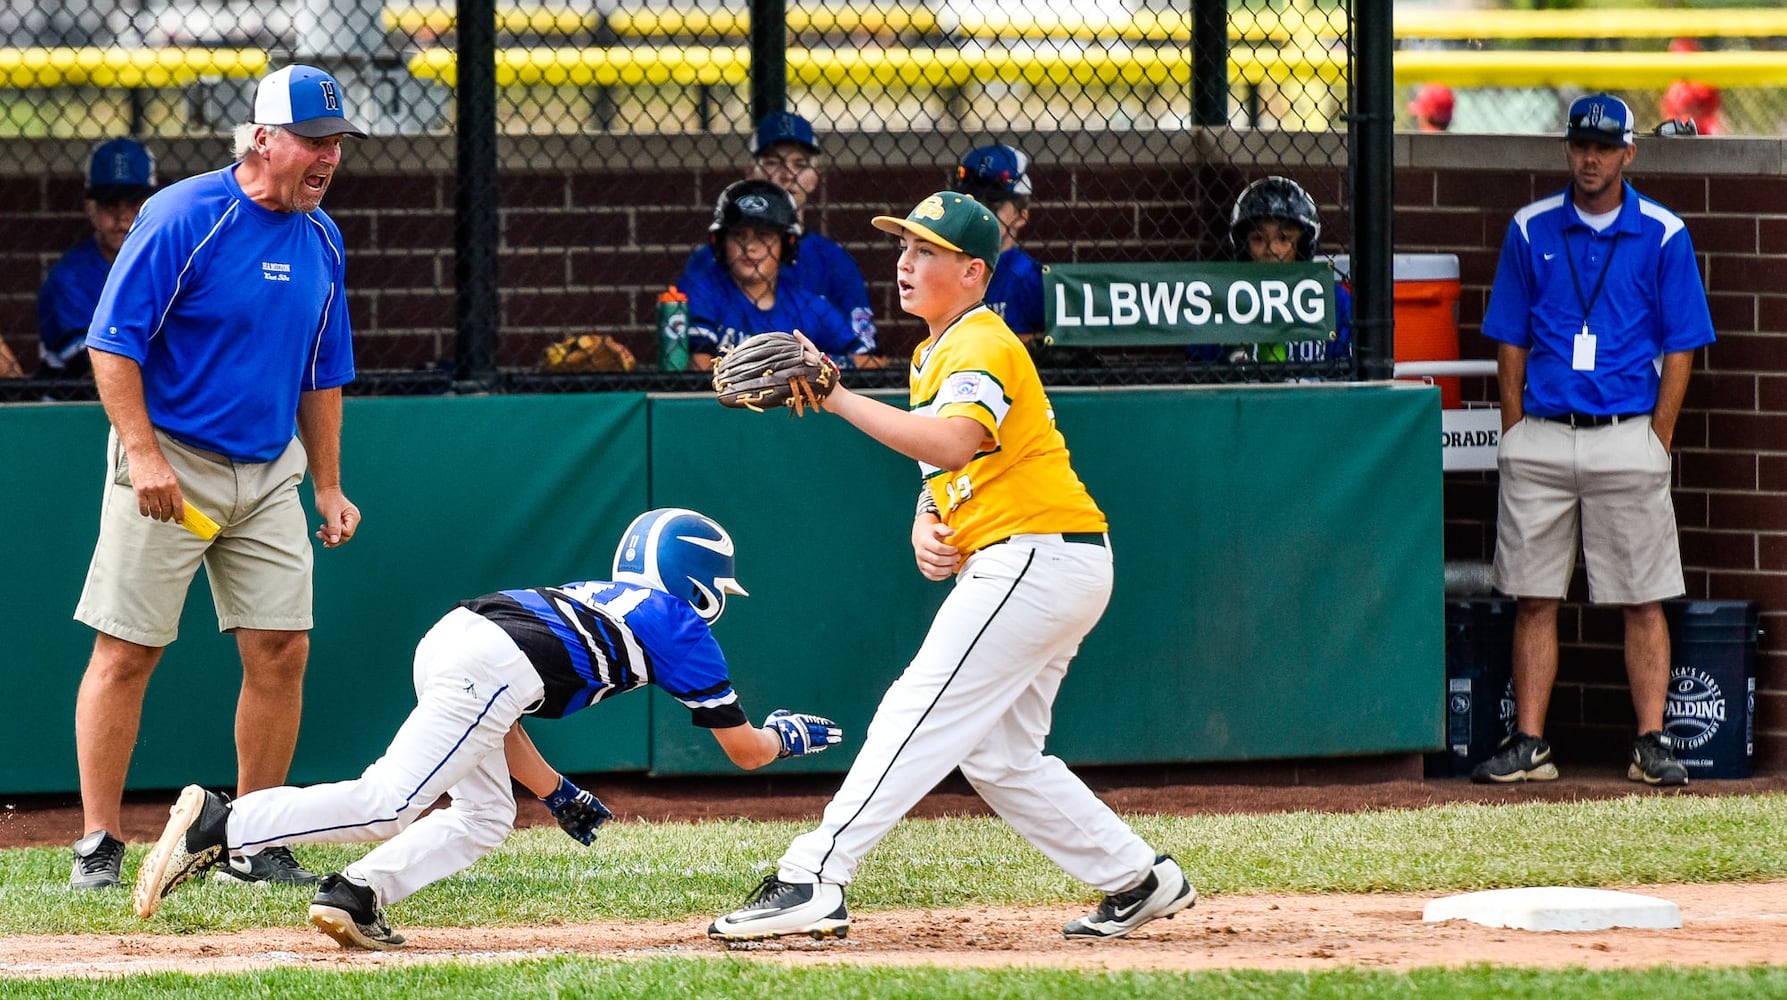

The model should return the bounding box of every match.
[872,191,1001,266]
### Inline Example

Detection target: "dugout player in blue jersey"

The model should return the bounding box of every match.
[950,143,1044,338]
[680,179,882,370]
[133,508,843,951]
[1474,94,1715,788]
[36,138,158,377]
[68,66,366,892]
[675,112,878,352]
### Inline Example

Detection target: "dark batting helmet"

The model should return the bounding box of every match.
[1227,176,1321,262]
[709,179,802,265]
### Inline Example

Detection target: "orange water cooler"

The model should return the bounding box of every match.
[1388,253,1463,408]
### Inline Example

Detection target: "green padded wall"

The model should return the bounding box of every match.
[0,394,649,793]
[1,384,1441,792]
[645,384,1445,774]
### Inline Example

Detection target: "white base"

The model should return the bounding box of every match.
[1422,887,1682,931]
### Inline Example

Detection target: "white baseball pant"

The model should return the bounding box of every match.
[778,533,1157,893]
[221,607,545,906]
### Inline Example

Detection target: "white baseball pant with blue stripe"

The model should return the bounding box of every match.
[219,607,544,906]
[777,534,1158,893]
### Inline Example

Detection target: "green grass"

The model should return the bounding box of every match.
[4,794,1786,937]
[5,958,1787,1000]
[3,795,1786,996]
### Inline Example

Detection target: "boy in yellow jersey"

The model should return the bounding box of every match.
[710,192,1195,944]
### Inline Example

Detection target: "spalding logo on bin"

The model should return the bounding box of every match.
[1663,667,1726,751]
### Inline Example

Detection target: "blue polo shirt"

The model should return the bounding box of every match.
[1482,181,1715,416]
[86,164,355,463]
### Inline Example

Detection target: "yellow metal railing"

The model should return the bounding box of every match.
[1394,8,1787,41]
[0,47,268,88]
[406,44,1351,90]
[381,5,1349,42]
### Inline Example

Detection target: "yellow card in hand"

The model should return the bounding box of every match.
[181,501,220,540]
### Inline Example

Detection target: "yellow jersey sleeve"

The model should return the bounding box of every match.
[909,308,1106,557]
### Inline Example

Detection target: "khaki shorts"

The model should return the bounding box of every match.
[75,428,313,646]
[1492,415,1684,605]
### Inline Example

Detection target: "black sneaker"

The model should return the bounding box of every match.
[215,845,321,886]
[1063,855,1197,939]
[69,830,125,890]
[708,876,850,941]
[1470,732,1559,784]
[1629,731,1689,787]
[309,874,407,950]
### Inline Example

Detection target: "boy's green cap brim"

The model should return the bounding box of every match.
[872,216,963,253]
[871,191,1002,265]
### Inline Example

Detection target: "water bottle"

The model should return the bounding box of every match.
[657,286,690,371]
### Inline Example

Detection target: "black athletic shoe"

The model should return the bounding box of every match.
[1628,731,1690,787]
[133,785,231,917]
[69,830,125,890]
[1470,732,1559,784]
[708,876,850,941]
[309,874,407,950]
[1063,855,1197,938]
[215,845,321,886]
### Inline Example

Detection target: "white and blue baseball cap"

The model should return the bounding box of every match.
[952,143,1033,201]
[253,65,367,139]
[85,137,156,201]
[1565,93,1634,148]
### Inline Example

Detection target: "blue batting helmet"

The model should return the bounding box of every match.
[611,508,748,624]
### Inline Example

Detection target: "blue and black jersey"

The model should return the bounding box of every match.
[459,581,748,728]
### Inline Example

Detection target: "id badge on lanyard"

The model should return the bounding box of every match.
[1573,324,1596,371]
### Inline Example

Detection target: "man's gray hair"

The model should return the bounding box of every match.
[232,122,283,161]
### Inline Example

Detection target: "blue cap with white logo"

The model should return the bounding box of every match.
[253,65,367,139]
[85,138,156,201]
[1565,93,1634,148]
[952,143,1033,202]
[751,112,820,156]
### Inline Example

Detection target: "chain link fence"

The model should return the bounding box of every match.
[1,0,1365,399]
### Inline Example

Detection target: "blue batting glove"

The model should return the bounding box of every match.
[766,709,844,759]
[542,775,612,846]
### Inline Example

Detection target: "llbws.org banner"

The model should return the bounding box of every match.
[1044,262,1337,346]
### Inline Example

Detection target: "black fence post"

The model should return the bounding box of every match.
[749,0,788,124]
[1192,0,1229,127]
[1350,0,1395,382]
[454,0,500,388]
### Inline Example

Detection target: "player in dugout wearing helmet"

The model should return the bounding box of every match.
[674,112,878,353]
[1201,176,1353,371]
[133,508,843,951]
[679,179,883,371]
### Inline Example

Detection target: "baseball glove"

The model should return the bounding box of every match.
[541,334,637,373]
[711,332,839,416]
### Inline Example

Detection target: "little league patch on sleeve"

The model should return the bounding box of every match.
[948,372,983,399]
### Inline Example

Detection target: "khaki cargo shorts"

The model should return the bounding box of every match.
[1492,415,1684,605]
[74,428,313,647]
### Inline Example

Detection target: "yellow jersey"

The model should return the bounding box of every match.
[910,306,1107,557]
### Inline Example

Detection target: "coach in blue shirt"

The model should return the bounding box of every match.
[1473,94,1716,789]
[67,65,366,891]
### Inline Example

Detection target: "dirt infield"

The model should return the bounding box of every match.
[4,883,1787,978]
[4,765,1786,978]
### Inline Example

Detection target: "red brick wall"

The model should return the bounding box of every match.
[1401,137,1787,773]
[0,137,1234,372]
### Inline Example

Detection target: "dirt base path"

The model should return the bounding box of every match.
[4,881,1786,979]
